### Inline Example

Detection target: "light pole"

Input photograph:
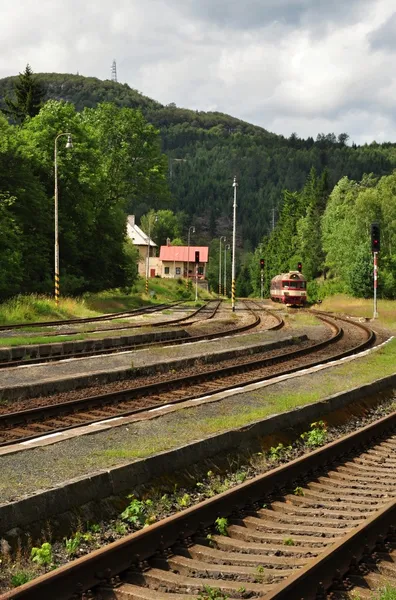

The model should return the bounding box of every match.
[186,225,195,287]
[54,132,73,305]
[232,176,237,312]
[219,236,226,295]
[224,244,230,297]
[146,214,158,294]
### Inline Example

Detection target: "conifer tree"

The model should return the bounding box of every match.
[4,64,45,123]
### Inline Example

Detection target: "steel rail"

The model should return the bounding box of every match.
[0,314,374,448]
[0,302,221,369]
[2,410,394,600]
[0,302,180,332]
[260,500,396,600]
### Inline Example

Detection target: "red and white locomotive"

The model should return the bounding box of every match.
[270,271,307,306]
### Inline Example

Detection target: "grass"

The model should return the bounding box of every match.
[92,337,396,465]
[0,295,99,326]
[318,294,396,331]
[0,280,216,327]
[0,334,86,347]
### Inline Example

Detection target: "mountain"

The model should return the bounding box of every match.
[2,72,396,248]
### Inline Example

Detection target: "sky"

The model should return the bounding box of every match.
[1,0,396,145]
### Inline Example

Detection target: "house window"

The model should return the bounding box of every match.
[175,267,181,275]
[198,266,204,275]
[165,267,170,274]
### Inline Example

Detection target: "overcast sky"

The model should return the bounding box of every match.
[2,0,396,144]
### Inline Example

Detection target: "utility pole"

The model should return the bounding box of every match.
[219,236,226,295]
[224,244,230,297]
[232,176,238,312]
[371,222,380,319]
[186,225,195,288]
[145,215,157,295]
[54,132,73,305]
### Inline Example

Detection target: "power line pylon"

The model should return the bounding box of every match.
[111,59,117,83]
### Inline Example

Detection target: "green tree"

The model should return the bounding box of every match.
[4,64,45,123]
[0,193,23,299]
[81,102,170,211]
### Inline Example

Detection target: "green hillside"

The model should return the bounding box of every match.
[1,70,396,303]
[2,73,396,248]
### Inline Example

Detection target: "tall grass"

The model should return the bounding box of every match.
[0,295,98,326]
[0,280,216,326]
[319,294,396,331]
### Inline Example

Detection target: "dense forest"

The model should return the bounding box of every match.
[1,68,396,301]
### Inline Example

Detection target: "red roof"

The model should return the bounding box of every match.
[159,246,209,263]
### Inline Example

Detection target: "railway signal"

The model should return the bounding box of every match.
[297,262,302,273]
[260,258,264,300]
[194,251,200,302]
[371,223,380,252]
[371,223,380,319]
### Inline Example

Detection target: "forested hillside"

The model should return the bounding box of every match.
[1,70,396,302]
[2,73,396,249]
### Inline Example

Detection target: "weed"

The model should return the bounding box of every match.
[30,542,52,567]
[177,493,191,508]
[120,496,148,527]
[120,496,156,528]
[268,443,292,461]
[114,521,128,536]
[88,523,101,534]
[198,585,229,599]
[235,470,247,484]
[10,571,33,588]
[375,585,396,600]
[215,517,229,536]
[294,486,304,496]
[283,537,295,546]
[64,531,93,557]
[301,420,328,447]
[64,534,81,557]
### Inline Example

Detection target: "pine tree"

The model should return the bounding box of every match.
[4,65,45,123]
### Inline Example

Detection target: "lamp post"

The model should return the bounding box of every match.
[186,225,195,287]
[54,132,73,305]
[232,176,238,312]
[224,244,230,297]
[146,214,158,294]
[219,236,226,296]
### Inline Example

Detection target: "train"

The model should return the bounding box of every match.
[270,271,307,306]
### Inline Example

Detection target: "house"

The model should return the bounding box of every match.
[126,215,159,277]
[159,245,209,280]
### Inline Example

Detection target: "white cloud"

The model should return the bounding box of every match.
[2,0,396,144]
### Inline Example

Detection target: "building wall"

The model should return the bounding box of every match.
[161,261,206,279]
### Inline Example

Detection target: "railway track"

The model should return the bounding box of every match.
[0,303,180,332]
[0,312,374,448]
[3,408,395,600]
[0,301,226,368]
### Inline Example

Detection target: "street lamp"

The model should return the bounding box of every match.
[232,176,238,312]
[146,214,158,295]
[224,244,230,297]
[186,225,195,287]
[54,133,73,305]
[219,236,226,296]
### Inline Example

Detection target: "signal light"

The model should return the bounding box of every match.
[297,262,302,272]
[260,258,265,270]
[195,251,200,264]
[371,223,380,252]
